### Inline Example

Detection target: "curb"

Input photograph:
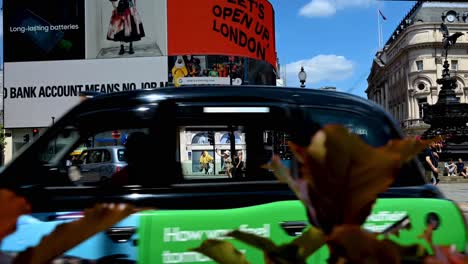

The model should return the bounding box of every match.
[457,202,468,213]
[438,176,468,184]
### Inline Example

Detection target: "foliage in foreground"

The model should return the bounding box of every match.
[0,124,464,263]
[193,125,465,263]
[0,189,140,264]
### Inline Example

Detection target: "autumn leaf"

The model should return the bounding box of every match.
[423,245,468,264]
[13,203,139,264]
[227,230,303,264]
[0,189,31,241]
[225,227,325,264]
[292,227,326,259]
[327,225,424,264]
[277,125,428,234]
[227,230,277,252]
[418,223,468,264]
[192,239,251,264]
[262,156,318,227]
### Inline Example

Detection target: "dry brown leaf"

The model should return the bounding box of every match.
[192,239,251,264]
[286,125,428,234]
[13,203,139,264]
[292,227,326,259]
[224,228,325,264]
[263,156,319,227]
[227,230,277,253]
[423,245,468,264]
[0,189,31,241]
[418,223,468,264]
[327,225,402,264]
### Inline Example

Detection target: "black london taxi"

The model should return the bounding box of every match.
[0,86,465,263]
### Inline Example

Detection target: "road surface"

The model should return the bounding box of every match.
[438,183,468,203]
[437,183,468,216]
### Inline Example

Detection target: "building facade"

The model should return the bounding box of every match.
[367,1,468,136]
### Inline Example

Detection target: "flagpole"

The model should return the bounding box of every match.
[380,11,384,50]
[377,9,382,49]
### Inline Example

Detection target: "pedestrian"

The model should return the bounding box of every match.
[199,151,213,175]
[456,158,465,176]
[460,166,468,178]
[234,150,245,178]
[424,142,440,185]
[445,158,457,176]
[216,149,233,178]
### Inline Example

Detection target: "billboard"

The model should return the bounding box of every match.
[4,58,168,128]
[168,55,276,87]
[4,0,167,61]
[3,0,169,128]
[167,0,276,69]
[3,0,278,128]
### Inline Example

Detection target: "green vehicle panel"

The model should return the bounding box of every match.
[139,198,467,263]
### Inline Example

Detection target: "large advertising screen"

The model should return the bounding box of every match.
[4,0,167,61]
[3,0,277,129]
[4,0,169,128]
[168,55,276,87]
[167,0,276,69]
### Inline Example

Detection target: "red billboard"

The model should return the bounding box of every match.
[168,0,277,69]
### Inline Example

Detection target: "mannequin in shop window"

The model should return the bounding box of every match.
[107,0,145,55]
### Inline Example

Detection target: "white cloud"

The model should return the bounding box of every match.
[299,0,374,18]
[284,55,354,86]
[299,0,336,17]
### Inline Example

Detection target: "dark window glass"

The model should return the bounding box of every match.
[103,150,111,162]
[117,149,126,162]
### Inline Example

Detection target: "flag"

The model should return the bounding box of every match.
[379,10,387,20]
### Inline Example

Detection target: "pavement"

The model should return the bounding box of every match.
[438,176,468,184]
[437,183,468,215]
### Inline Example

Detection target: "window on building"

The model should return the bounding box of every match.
[396,105,399,121]
[400,104,404,121]
[192,132,210,144]
[416,60,423,71]
[417,97,428,119]
[451,60,458,71]
[417,83,426,90]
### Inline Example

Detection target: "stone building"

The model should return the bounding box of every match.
[367,1,468,136]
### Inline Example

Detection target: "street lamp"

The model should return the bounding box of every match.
[298,66,307,88]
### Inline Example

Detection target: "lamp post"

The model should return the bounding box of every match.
[298,66,307,88]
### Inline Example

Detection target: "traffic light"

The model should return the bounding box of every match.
[207,131,214,145]
[23,134,30,143]
[32,128,39,137]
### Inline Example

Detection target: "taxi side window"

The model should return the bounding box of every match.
[79,151,88,164]
[89,150,103,164]
[103,150,111,162]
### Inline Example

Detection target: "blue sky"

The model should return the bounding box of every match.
[270,0,416,97]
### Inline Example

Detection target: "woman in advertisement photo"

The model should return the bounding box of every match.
[107,0,145,55]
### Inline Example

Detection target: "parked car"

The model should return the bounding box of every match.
[0,86,466,263]
[73,146,127,184]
